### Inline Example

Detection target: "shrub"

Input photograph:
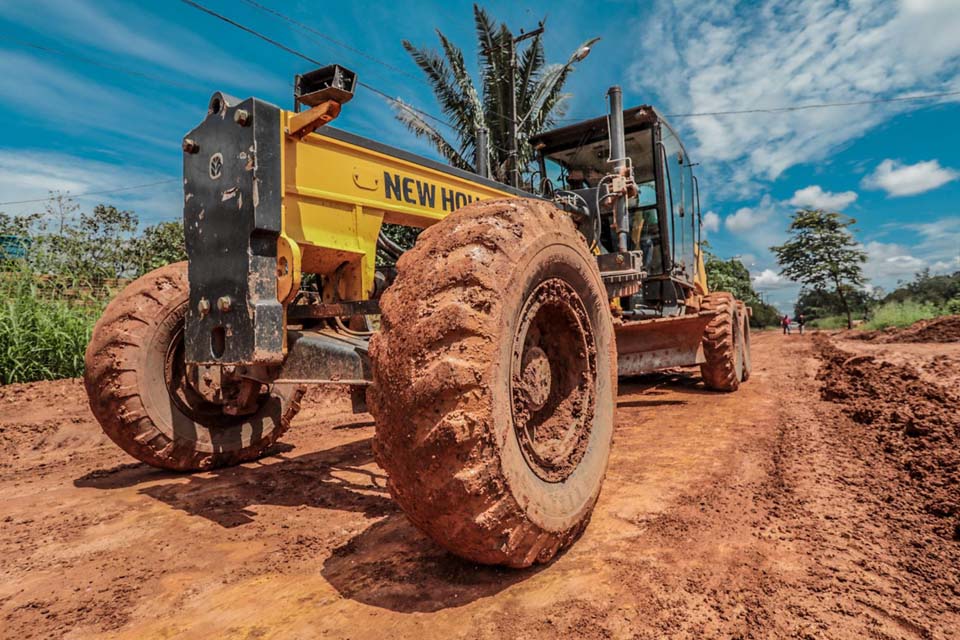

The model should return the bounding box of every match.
[809,315,849,329]
[862,300,939,331]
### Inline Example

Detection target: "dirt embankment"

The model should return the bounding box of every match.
[816,335,960,541]
[847,314,960,344]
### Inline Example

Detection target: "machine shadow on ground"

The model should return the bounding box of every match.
[72,434,542,612]
[70,372,710,614]
[319,514,546,613]
[74,437,392,525]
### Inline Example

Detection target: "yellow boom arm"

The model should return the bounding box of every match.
[280,114,515,303]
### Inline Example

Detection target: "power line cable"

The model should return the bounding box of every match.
[178,0,455,131]
[0,179,179,207]
[237,0,423,83]
[555,90,960,122]
[665,90,960,118]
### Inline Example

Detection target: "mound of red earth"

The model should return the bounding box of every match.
[815,335,960,541]
[850,314,960,343]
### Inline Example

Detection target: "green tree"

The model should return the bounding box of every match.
[397,5,598,182]
[795,285,875,321]
[704,253,755,303]
[702,246,781,328]
[884,268,960,306]
[133,220,187,277]
[772,209,867,329]
[46,205,140,280]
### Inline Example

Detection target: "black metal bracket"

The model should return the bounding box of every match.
[182,94,284,365]
[597,251,645,298]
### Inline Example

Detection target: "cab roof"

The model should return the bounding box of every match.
[530,105,663,153]
[530,105,686,185]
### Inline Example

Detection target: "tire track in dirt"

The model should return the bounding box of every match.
[0,332,957,638]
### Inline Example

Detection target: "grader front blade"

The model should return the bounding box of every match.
[615,311,717,376]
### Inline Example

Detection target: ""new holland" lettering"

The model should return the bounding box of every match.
[383,171,480,211]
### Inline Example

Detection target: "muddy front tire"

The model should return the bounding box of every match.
[83,262,304,471]
[699,292,743,391]
[369,198,617,568]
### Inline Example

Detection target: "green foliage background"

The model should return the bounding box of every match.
[702,247,781,328]
[0,197,186,383]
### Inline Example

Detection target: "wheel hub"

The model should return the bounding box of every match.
[161,322,264,427]
[518,346,552,411]
[510,278,597,483]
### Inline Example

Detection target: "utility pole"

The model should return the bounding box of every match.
[508,25,544,188]
[475,127,489,178]
[484,23,544,189]
[507,41,519,188]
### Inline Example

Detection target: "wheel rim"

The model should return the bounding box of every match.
[510,278,597,483]
[156,307,264,430]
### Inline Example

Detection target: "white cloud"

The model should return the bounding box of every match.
[787,185,858,211]
[752,268,792,289]
[930,259,959,273]
[630,0,960,193]
[702,210,720,233]
[861,159,958,196]
[863,240,927,281]
[725,206,768,232]
[905,217,960,272]
[722,195,789,259]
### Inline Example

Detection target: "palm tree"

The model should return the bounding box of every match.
[396,5,598,184]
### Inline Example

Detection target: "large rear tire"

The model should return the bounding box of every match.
[83,262,304,471]
[699,292,743,391]
[369,198,617,568]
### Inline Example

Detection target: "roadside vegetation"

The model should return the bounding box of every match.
[806,279,960,331]
[3,198,788,385]
[0,196,185,383]
[770,208,959,332]
[702,245,782,329]
[797,278,960,330]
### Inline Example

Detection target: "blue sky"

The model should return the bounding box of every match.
[1,0,958,311]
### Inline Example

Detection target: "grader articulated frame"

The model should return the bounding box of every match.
[84,64,750,567]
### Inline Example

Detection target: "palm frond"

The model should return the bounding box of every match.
[398,7,597,184]
[401,39,473,138]
[393,100,472,170]
[436,31,486,161]
[516,32,544,120]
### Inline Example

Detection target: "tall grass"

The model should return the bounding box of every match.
[0,269,104,384]
[809,315,850,329]
[862,300,940,331]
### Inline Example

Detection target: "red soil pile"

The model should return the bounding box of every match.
[850,314,960,343]
[815,335,960,541]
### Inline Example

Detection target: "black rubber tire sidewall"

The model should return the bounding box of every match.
[84,262,303,471]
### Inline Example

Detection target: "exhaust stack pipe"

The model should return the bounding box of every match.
[607,86,629,253]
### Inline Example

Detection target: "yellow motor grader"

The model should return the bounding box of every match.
[84,65,750,568]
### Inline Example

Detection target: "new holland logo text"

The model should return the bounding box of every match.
[383,172,481,211]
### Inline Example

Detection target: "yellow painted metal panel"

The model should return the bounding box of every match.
[279,111,514,299]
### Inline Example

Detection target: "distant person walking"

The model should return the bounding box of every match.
[797,313,806,335]
[782,314,791,335]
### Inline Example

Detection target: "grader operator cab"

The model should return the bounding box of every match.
[84,65,750,568]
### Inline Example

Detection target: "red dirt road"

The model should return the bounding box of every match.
[1,331,958,639]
